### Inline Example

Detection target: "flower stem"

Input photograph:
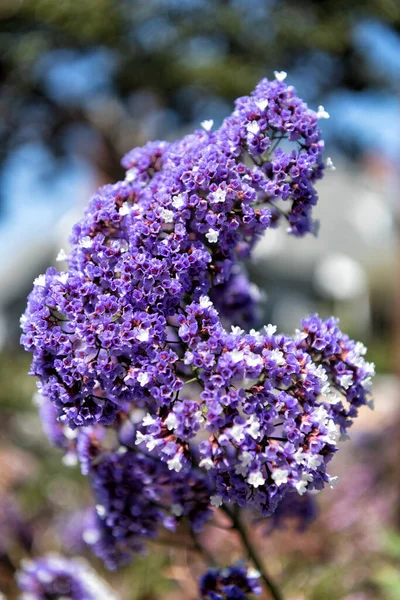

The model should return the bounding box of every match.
[222,506,283,600]
[190,527,216,567]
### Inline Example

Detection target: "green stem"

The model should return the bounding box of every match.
[222,506,283,600]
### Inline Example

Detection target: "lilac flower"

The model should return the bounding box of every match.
[16,554,118,600]
[198,563,262,599]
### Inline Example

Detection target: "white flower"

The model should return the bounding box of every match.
[167,455,183,472]
[313,364,329,383]
[326,157,336,171]
[246,121,260,135]
[165,412,178,430]
[294,448,307,465]
[270,349,285,366]
[171,503,184,517]
[210,494,223,507]
[96,504,106,518]
[247,415,260,440]
[339,374,353,390]
[230,423,245,443]
[324,391,340,405]
[212,188,227,203]
[246,353,263,369]
[317,105,330,119]
[274,70,287,82]
[136,328,150,342]
[295,472,314,495]
[201,119,214,131]
[55,272,68,284]
[135,431,147,445]
[137,372,150,387]
[235,451,253,476]
[63,427,78,441]
[264,324,277,336]
[235,463,249,477]
[230,349,244,364]
[307,454,323,470]
[119,202,131,216]
[142,413,156,426]
[294,329,308,341]
[172,194,185,209]
[313,405,328,426]
[33,274,46,287]
[199,457,214,470]
[249,328,262,339]
[79,236,92,248]
[62,453,78,467]
[125,168,137,182]
[256,98,269,111]
[56,248,68,262]
[205,228,219,243]
[328,475,339,489]
[146,437,159,452]
[83,528,101,545]
[362,376,373,392]
[355,341,367,356]
[366,361,375,376]
[247,568,261,579]
[161,208,174,223]
[271,468,290,486]
[324,420,340,445]
[248,470,266,488]
[231,325,244,335]
[199,295,213,309]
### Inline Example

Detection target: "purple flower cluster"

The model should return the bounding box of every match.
[21,74,374,568]
[83,437,212,569]
[139,303,374,515]
[16,554,118,600]
[198,563,262,599]
[21,75,325,428]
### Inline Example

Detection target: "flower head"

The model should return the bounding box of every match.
[198,563,262,599]
[16,554,118,600]
[21,74,374,569]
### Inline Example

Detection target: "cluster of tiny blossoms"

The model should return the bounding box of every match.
[21,74,374,569]
[16,554,118,600]
[198,563,262,599]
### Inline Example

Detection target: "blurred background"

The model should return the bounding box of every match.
[0,1,399,598]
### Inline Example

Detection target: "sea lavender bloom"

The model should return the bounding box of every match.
[20,75,375,568]
[76,427,212,569]
[198,563,262,599]
[16,554,119,600]
[21,75,326,430]
[138,300,374,514]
